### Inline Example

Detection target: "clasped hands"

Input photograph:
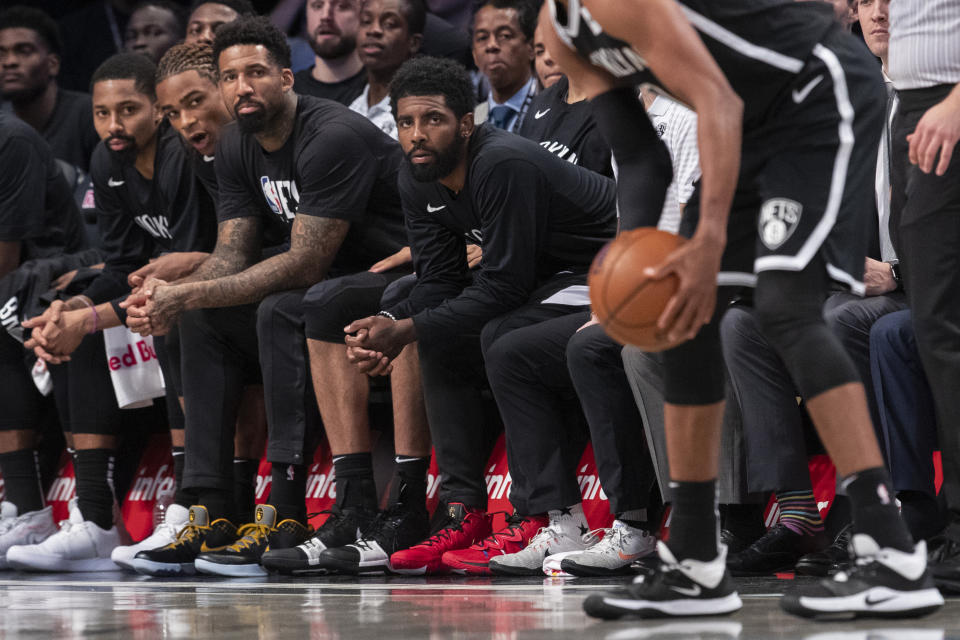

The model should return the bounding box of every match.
[344,315,416,377]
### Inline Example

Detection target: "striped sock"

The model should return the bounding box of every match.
[776,490,825,536]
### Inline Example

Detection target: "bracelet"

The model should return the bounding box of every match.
[377,310,397,322]
[78,299,99,334]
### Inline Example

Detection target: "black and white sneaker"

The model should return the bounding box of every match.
[583,542,741,619]
[317,503,429,575]
[260,504,376,575]
[781,533,944,619]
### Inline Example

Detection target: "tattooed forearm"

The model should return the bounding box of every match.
[175,215,349,309]
[177,217,261,284]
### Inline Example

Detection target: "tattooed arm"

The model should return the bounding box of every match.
[175,217,262,284]
[132,215,349,332]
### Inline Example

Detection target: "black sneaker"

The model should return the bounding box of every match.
[194,505,313,577]
[317,503,430,575]
[727,523,830,576]
[260,504,376,575]
[926,528,960,594]
[583,542,742,619]
[720,527,761,555]
[781,533,943,619]
[131,506,238,577]
[795,524,852,577]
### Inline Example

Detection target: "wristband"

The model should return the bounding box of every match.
[377,310,397,322]
[79,299,99,334]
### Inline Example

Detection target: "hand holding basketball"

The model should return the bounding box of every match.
[588,228,687,351]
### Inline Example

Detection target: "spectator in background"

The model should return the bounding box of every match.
[185,0,257,47]
[349,0,425,139]
[471,0,537,132]
[0,6,99,174]
[294,0,367,105]
[124,0,186,63]
[532,19,562,90]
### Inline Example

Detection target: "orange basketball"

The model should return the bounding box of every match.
[588,228,686,351]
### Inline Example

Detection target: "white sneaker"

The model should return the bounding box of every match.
[489,505,591,576]
[559,520,657,577]
[0,502,57,569]
[111,503,189,572]
[6,498,122,572]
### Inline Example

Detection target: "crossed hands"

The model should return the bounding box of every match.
[120,277,180,337]
[343,315,416,376]
[22,299,92,364]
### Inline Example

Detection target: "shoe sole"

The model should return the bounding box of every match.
[489,562,545,576]
[560,558,636,577]
[131,559,197,577]
[391,566,428,575]
[781,587,944,619]
[194,558,268,577]
[7,555,121,572]
[113,557,138,573]
[584,592,742,619]
[260,556,330,576]
[316,558,389,575]
[446,560,491,576]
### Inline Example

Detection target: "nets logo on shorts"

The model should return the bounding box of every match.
[760,198,803,250]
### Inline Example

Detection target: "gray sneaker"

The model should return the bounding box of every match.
[489,524,588,576]
[561,520,656,577]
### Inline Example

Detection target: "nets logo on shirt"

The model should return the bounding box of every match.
[261,176,299,221]
[134,214,173,240]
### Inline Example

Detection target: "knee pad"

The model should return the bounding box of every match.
[755,273,860,399]
[662,321,726,405]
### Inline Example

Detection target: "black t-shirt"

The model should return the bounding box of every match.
[190,149,219,208]
[548,0,836,127]
[0,112,86,263]
[293,67,367,106]
[215,94,406,275]
[83,121,218,303]
[519,76,612,177]
[389,125,618,338]
[42,88,100,173]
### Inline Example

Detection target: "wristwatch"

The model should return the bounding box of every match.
[889,261,902,287]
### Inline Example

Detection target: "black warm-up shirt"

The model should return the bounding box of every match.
[0,112,86,263]
[215,94,406,275]
[389,125,618,338]
[83,122,217,303]
[519,76,612,177]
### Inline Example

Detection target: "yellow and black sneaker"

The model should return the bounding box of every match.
[194,505,312,577]
[131,506,239,577]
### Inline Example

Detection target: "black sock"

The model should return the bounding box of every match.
[197,488,234,522]
[392,455,429,512]
[0,449,44,513]
[73,449,115,530]
[232,458,259,523]
[333,452,377,511]
[270,463,307,522]
[843,466,914,552]
[666,479,719,562]
[171,446,196,508]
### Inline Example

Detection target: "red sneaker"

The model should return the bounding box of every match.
[442,511,549,575]
[390,503,491,575]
